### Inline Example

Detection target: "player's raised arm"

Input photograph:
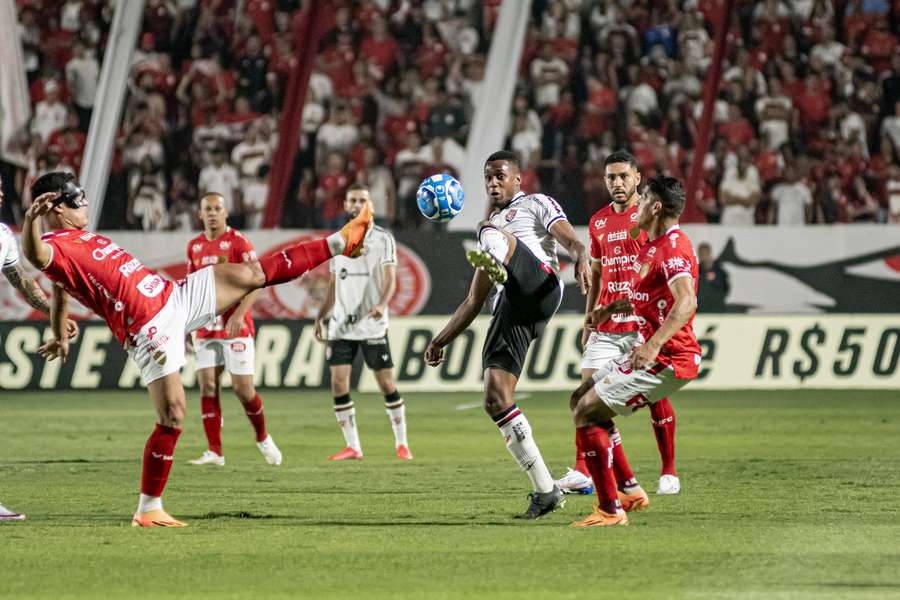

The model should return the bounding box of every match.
[549,219,590,294]
[631,275,696,371]
[21,193,56,270]
[425,268,493,366]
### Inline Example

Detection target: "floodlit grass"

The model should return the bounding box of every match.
[2,390,899,599]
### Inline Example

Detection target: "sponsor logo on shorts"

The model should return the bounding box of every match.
[152,350,167,365]
[230,341,247,352]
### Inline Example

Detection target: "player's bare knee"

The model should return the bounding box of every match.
[198,380,218,397]
[234,383,256,403]
[483,390,511,417]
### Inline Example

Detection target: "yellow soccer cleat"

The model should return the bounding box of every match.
[131,509,188,528]
[571,505,629,527]
[618,486,650,512]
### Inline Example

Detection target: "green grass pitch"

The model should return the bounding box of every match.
[2,389,899,600]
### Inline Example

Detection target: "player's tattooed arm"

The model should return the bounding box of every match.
[2,262,51,313]
[549,220,590,294]
[425,269,492,366]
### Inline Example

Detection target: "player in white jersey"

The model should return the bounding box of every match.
[0,175,78,521]
[425,151,591,519]
[314,183,411,461]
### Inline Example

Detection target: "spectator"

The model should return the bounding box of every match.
[358,146,396,225]
[127,157,168,231]
[242,164,270,230]
[769,163,813,225]
[236,35,271,112]
[886,163,900,224]
[198,147,241,216]
[755,78,794,150]
[317,102,360,160]
[65,40,99,132]
[881,100,900,161]
[231,122,271,191]
[696,242,730,313]
[719,147,762,225]
[167,167,197,232]
[426,90,468,142]
[31,81,68,144]
[46,111,86,175]
[316,152,350,229]
[510,113,540,169]
[530,42,569,110]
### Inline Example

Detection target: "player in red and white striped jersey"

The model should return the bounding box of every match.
[569,175,700,527]
[20,171,372,528]
[186,193,281,468]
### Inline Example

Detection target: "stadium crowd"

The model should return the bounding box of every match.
[3,0,900,229]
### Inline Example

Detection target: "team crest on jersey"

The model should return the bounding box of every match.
[192,243,202,253]
[639,263,650,279]
[505,209,518,222]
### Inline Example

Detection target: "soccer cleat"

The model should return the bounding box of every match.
[131,509,188,528]
[328,447,363,461]
[395,445,413,460]
[618,486,650,512]
[340,200,374,257]
[657,474,681,495]
[466,249,508,284]
[571,505,629,527]
[0,502,25,521]
[555,467,594,495]
[189,450,225,466]
[257,435,282,466]
[514,485,566,520]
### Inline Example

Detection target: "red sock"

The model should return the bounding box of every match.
[574,430,589,476]
[200,395,222,455]
[140,423,182,497]
[650,398,677,476]
[607,426,637,489]
[243,393,267,442]
[576,426,620,514]
[259,238,331,286]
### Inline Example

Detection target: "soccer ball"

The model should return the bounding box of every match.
[416,174,464,222]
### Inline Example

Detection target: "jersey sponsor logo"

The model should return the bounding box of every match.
[630,212,638,221]
[648,246,657,255]
[607,229,627,242]
[665,257,689,272]
[669,233,680,247]
[630,290,650,302]
[91,240,121,261]
[600,254,638,268]
[607,281,631,293]
[219,241,231,250]
[594,218,607,228]
[79,232,97,241]
[200,255,221,266]
[230,341,247,352]
[137,274,166,298]
[119,257,143,278]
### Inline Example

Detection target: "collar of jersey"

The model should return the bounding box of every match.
[508,191,526,206]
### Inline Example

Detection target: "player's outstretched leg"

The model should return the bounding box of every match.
[466,222,516,284]
[133,374,188,528]
[329,393,363,460]
[233,376,281,466]
[0,501,25,521]
[650,398,680,494]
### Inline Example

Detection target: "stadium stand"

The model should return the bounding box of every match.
[4,0,900,228]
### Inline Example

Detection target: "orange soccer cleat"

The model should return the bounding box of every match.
[618,486,650,512]
[571,505,629,527]
[328,447,363,461]
[131,509,188,528]
[395,445,413,461]
[340,200,374,257]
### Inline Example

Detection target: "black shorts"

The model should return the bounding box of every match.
[482,242,562,378]
[327,337,394,370]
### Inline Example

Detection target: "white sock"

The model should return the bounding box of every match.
[326,231,345,256]
[495,406,554,493]
[478,226,510,264]
[334,401,361,453]
[137,494,162,513]
[385,398,408,448]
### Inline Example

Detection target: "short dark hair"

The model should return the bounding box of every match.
[604,150,640,170]
[485,150,520,169]
[646,175,685,218]
[346,182,370,193]
[31,171,75,199]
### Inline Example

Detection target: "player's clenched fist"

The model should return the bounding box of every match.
[424,341,444,366]
[38,337,69,362]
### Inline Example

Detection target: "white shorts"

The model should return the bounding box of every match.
[127,267,217,385]
[194,336,256,375]
[581,331,639,370]
[591,355,690,417]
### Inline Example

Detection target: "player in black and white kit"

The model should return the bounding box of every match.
[0,175,78,521]
[425,151,591,519]
[314,183,411,461]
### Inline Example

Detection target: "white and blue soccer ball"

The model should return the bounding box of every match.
[416,173,464,222]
